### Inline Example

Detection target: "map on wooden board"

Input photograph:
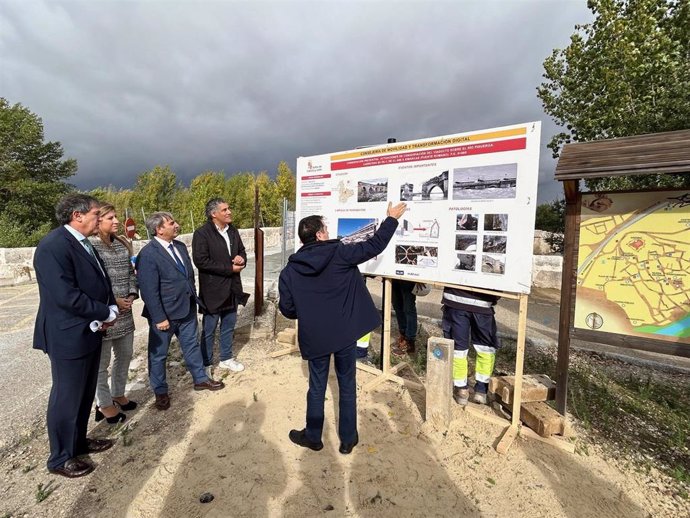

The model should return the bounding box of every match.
[295,122,541,295]
[574,191,690,345]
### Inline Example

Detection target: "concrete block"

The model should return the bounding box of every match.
[425,336,454,430]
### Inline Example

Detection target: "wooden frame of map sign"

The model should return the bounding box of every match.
[554,129,690,415]
[570,188,690,358]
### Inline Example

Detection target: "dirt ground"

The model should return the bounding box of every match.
[1,324,688,518]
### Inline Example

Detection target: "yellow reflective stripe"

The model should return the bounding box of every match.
[475,350,496,381]
[356,333,371,347]
[453,356,468,385]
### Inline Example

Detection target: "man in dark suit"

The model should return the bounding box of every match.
[137,212,224,411]
[34,193,118,478]
[279,202,406,455]
[192,198,250,376]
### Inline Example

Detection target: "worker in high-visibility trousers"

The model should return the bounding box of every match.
[441,287,500,405]
[355,332,372,362]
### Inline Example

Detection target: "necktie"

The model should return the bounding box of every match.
[82,239,105,276]
[168,244,186,274]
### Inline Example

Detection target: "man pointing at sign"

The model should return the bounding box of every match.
[279,201,406,455]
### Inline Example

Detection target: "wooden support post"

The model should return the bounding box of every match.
[510,293,529,427]
[556,180,579,415]
[425,337,454,430]
[382,278,392,376]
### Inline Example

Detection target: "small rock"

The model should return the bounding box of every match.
[324,504,334,511]
[199,492,214,504]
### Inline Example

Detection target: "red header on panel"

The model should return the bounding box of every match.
[301,174,332,180]
[331,137,526,171]
[301,191,331,197]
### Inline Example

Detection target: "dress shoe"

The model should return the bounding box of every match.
[288,429,323,451]
[49,458,94,478]
[85,438,114,454]
[194,379,225,391]
[155,393,171,410]
[94,406,126,424]
[339,432,359,455]
[115,399,138,411]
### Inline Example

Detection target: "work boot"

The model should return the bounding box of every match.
[453,387,469,406]
[392,334,408,355]
[472,392,488,405]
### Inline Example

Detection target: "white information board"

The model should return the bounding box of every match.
[296,122,541,294]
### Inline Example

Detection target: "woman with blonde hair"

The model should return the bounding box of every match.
[89,204,138,423]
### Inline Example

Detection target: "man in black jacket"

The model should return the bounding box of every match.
[192,198,250,375]
[279,201,406,454]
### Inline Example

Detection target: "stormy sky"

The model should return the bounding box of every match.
[1,0,591,203]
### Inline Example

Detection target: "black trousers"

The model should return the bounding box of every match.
[46,348,101,469]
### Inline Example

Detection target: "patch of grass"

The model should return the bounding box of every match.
[35,481,56,503]
[671,466,690,484]
[495,340,690,486]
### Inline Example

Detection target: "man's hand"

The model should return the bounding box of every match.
[232,264,245,273]
[232,255,245,266]
[387,201,407,220]
[156,319,170,331]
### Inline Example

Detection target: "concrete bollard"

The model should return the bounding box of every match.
[425,336,454,430]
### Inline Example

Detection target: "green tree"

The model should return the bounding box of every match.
[130,165,179,232]
[535,198,566,253]
[224,172,255,229]
[0,98,76,246]
[538,0,690,190]
[275,160,296,207]
[182,171,228,231]
[535,199,565,233]
[256,171,281,226]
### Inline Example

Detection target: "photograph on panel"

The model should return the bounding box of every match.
[455,234,478,252]
[456,213,479,231]
[337,218,378,244]
[336,178,355,204]
[484,213,509,231]
[395,245,439,267]
[357,178,388,202]
[398,170,449,201]
[395,218,440,240]
[452,163,517,200]
[454,253,477,272]
[481,254,506,274]
[482,235,507,254]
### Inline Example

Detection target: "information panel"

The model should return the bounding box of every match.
[296,122,541,294]
[575,190,690,345]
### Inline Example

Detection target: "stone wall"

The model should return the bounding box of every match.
[0,227,564,288]
[0,227,284,287]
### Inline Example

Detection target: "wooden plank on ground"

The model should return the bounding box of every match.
[488,374,556,404]
[496,425,518,454]
[270,345,299,358]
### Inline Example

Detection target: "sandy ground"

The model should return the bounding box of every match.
[1,312,687,518]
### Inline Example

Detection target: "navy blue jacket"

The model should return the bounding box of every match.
[278,216,398,360]
[33,226,115,359]
[137,239,199,324]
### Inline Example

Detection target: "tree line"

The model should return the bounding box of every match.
[88,163,296,240]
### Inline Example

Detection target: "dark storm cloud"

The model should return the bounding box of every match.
[0,0,590,202]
